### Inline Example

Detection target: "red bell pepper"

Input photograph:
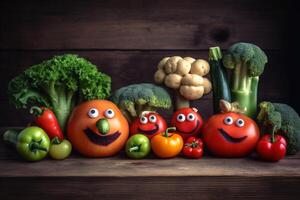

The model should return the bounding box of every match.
[182,137,203,159]
[30,106,64,140]
[256,134,287,162]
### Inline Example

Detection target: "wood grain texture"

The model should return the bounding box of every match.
[1,177,300,200]
[0,0,287,50]
[0,128,300,200]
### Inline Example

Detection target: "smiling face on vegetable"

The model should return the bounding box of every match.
[67,100,129,157]
[170,108,203,140]
[202,112,259,157]
[130,112,167,139]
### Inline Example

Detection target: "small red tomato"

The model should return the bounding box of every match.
[170,107,203,140]
[256,134,287,162]
[202,112,260,157]
[130,112,167,139]
[182,137,203,159]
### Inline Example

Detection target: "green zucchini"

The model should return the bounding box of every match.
[209,47,231,113]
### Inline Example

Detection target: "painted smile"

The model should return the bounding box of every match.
[177,120,200,134]
[218,128,247,143]
[138,124,159,135]
[84,128,121,146]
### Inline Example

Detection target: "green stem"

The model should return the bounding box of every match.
[271,126,277,143]
[29,142,48,152]
[51,136,62,144]
[120,109,134,124]
[129,146,140,152]
[232,63,241,91]
[239,62,248,91]
[29,106,43,117]
[163,127,176,137]
[175,90,189,110]
[209,47,222,61]
[3,129,21,145]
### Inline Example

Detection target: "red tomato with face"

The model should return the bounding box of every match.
[130,112,167,139]
[170,108,203,140]
[202,112,260,157]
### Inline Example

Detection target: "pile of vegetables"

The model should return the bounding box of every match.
[2,42,300,163]
[4,54,111,161]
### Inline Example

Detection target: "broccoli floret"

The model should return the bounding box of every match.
[257,101,300,155]
[273,103,300,155]
[110,83,172,123]
[8,54,111,132]
[223,42,268,118]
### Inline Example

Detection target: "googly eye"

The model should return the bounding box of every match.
[140,116,148,124]
[177,114,186,122]
[224,116,233,125]
[149,115,157,123]
[104,109,115,119]
[88,108,99,118]
[236,119,245,127]
[187,113,195,121]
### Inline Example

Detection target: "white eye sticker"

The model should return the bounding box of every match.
[236,119,245,127]
[177,114,186,122]
[140,116,148,124]
[149,115,157,123]
[104,109,115,119]
[88,108,99,118]
[187,113,195,121]
[224,116,233,125]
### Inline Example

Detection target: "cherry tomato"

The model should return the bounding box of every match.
[202,112,260,157]
[151,127,183,158]
[49,137,72,160]
[170,107,203,140]
[256,134,287,162]
[182,137,204,159]
[130,112,167,139]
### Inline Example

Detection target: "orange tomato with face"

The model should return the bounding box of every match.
[67,100,129,157]
[170,108,203,140]
[202,112,260,157]
[130,112,167,139]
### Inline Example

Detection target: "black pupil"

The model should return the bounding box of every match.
[226,118,231,122]
[91,110,96,114]
[143,117,146,121]
[238,120,243,124]
[189,115,193,119]
[151,116,154,120]
[108,110,112,114]
[179,115,183,119]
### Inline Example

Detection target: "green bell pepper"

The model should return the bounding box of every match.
[125,134,151,159]
[3,126,50,161]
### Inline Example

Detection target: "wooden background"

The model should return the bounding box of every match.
[0,0,298,126]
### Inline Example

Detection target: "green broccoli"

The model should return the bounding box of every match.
[8,54,111,132]
[110,83,172,123]
[223,42,268,118]
[257,101,300,155]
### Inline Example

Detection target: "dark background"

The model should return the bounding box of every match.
[0,0,298,126]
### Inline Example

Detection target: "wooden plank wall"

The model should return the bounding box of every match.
[0,0,297,126]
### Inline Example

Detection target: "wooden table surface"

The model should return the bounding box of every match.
[0,128,300,200]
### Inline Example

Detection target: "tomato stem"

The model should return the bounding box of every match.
[185,141,198,148]
[129,146,140,152]
[51,136,62,145]
[163,127,176,137]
